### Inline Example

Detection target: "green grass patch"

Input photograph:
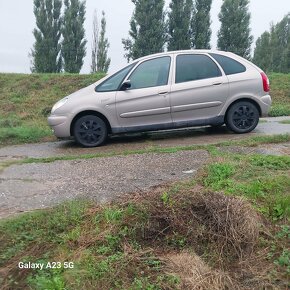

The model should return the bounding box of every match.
[203,154,290,221]
[279,119,290,124]
[0,125,52,145]
[0,73,105,146]
[268,73,290,117]
[203,162,235,190]
[249,154,290,170]
[269,105,290,117]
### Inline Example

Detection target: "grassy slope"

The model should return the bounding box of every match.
[0,73,105,145]
[0,140,289,289]
[268,73,290,116]
[0,72,289,146]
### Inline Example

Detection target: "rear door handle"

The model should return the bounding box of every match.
[158,91,168,95]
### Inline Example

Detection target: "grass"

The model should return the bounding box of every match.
[0,72,289,146]
[279,119,290,124]
[0,73,105,146]
[268,73,290,117]
[1,144,290,289]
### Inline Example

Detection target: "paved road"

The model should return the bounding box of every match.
[0,116,289,218]
[0,151,209,218]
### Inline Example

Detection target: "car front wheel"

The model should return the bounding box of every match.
[226,101,259,133]
[73,115,108,147]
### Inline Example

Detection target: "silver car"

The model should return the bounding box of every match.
[48,50,272,147]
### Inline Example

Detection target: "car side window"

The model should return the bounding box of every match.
[175,54,222,84]
[209,53,246,75]
[96,63,135,92]
[129,57,171,90]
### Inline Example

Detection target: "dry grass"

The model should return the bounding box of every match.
[164,251,235,290]
[125,188,261,264]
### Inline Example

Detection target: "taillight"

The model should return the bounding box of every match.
[261,72,270,92]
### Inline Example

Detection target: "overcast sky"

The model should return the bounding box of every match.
[0,0,289,74]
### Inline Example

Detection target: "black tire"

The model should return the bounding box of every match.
[226,101,259,133]
[73,115,108,147]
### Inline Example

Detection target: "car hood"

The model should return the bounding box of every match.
[66,78,105,101]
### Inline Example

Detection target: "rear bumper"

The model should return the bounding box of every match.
[260,94,272,117]
[47,115,72,138]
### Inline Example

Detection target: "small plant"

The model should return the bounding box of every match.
[204,162,235,190]
[27,270,65,290]
[274,249,290,273]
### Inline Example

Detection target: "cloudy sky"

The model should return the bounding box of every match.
[0,0,288,74]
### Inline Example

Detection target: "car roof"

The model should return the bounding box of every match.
[134,49,236,62]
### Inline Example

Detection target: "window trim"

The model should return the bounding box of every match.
[126,56,172,90]
[175,53,222,84]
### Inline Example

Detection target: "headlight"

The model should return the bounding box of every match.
[51,97,68,114]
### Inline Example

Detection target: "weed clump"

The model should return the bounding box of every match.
[126,189,261,262]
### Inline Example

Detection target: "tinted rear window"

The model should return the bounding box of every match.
[176,54,222,84]
[209,53,246,75]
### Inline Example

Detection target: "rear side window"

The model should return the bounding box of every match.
[209,53,246,75]
[176,54,222,84]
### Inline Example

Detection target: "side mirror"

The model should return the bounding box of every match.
[120,80,131,91]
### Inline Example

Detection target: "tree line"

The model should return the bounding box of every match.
[31,0,110,73]
[123,0,252,61]
[31,0,289,74]
[253,13,290,73]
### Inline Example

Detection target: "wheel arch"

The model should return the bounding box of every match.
[225,98,262,118]
[70,110,112,136]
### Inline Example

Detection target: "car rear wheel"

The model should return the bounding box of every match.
[73,115,108,147]
[226,101,259,133]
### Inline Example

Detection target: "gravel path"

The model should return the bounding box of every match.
[0,150,209,218]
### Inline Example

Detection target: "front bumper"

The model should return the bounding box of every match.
[47,115,72,138]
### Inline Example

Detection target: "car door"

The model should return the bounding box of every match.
[115,56,173,131]
[170,53,229,126]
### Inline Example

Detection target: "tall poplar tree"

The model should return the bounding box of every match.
[31,0,62,73]
[253,32,271,72]
[62,0,87,73]
[122,0,166,62]
[191,0,212,49]
[97,11,111,73]
[90,10,99,73]
[217,0,253,59]
[167,0,192,51]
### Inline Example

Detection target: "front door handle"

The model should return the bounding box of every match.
[158,91,168,95]
[212,82,222,86]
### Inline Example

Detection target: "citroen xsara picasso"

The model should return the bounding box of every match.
[48,50,271,147]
